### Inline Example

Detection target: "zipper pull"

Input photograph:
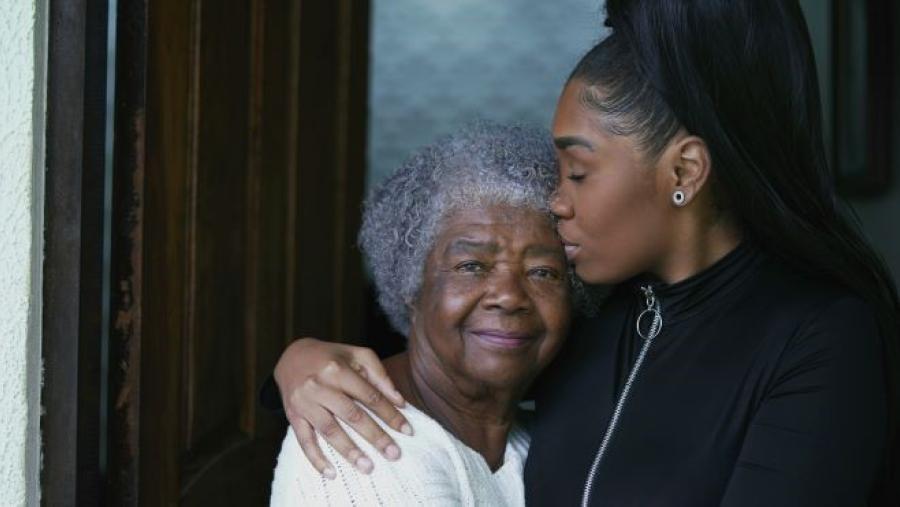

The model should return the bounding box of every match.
[636,285,663,340]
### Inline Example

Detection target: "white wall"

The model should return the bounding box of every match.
[0,0,44,505]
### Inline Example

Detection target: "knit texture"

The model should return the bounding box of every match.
[270,404,529,506]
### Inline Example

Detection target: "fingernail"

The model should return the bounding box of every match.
[400,423,413,436]
[393,390,406,406]
[323,467,336,480]
[384,444,400,460]
[356,456,374,474]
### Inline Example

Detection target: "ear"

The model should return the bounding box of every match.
[658,134,711,207]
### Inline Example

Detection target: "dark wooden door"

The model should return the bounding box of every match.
[107,0,369,504]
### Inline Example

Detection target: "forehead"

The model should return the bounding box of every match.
[552,79,644,164]
[552,79,619,147]
[436,205,558,247]
[553,80,593,127]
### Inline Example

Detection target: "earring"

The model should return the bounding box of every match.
[672,190,687,207]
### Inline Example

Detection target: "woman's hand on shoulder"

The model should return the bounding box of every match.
[274,338,412,478]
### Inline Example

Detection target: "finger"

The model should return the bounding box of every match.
[289,413,335,480]
[335,365,413,439]
[318,359,413,438]
[323,387,403,461]
[306,405,375,474]
[350,348,406,406]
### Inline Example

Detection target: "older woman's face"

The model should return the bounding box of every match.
[550,79,670,284]
[408,205,571,390]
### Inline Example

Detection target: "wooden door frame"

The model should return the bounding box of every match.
[41,0,111,505]
[43,0,371,505]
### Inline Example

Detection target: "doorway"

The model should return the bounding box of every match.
[41,0,369,505]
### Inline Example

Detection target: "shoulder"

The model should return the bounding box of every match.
[742,258,885,389]
[270,430,330,506]
[745,256,880,344]
[270,406,470,506]
[776,290,881,374]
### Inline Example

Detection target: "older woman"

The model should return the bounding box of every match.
[269,122,574,506]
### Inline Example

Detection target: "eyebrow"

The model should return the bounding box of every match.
[446,239,563,260]
[445,238,499,255]
[553,135,594,152]
[524,244,565,259]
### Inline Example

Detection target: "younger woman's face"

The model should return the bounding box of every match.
[550,79,671,284]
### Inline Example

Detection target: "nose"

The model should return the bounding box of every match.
[482,268,533,314]
[550,188,573,220]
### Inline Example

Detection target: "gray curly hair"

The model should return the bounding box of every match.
[360,121,576,335]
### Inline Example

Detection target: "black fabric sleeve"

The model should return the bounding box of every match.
[259,373,286,414]
[721,296,888,506]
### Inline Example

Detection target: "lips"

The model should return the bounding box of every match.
[558,234,580,262]
[470,329,533,349]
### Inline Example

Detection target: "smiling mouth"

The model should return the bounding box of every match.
[470,330,533,349]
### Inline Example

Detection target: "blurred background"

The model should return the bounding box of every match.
[30,0,898,505]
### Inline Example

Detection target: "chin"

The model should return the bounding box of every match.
[575,261,631,286]
[573,262,606,284]
[471,363,534,389]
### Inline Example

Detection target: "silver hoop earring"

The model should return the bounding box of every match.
[672,190,686,207]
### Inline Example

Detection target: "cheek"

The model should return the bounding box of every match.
[421,275,481,334]
[578,172,655,230]
[533,287,571,345]
[573,173,664,280]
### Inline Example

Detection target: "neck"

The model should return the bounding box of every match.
[383,350,519,471]
[653,210,742,284]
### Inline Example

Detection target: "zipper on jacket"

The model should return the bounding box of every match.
[580,285,663,507]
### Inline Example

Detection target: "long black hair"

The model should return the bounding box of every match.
[571,0,900,502]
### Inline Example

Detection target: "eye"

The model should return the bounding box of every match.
[528,267,561,280]
[455,260,487,274]
[567,172,585,183]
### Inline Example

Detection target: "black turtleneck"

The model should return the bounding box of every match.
[524,243,887,506]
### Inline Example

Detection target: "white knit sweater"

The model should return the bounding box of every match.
[270,404,530,506]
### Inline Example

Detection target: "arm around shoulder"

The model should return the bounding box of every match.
[270,410,466,506]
